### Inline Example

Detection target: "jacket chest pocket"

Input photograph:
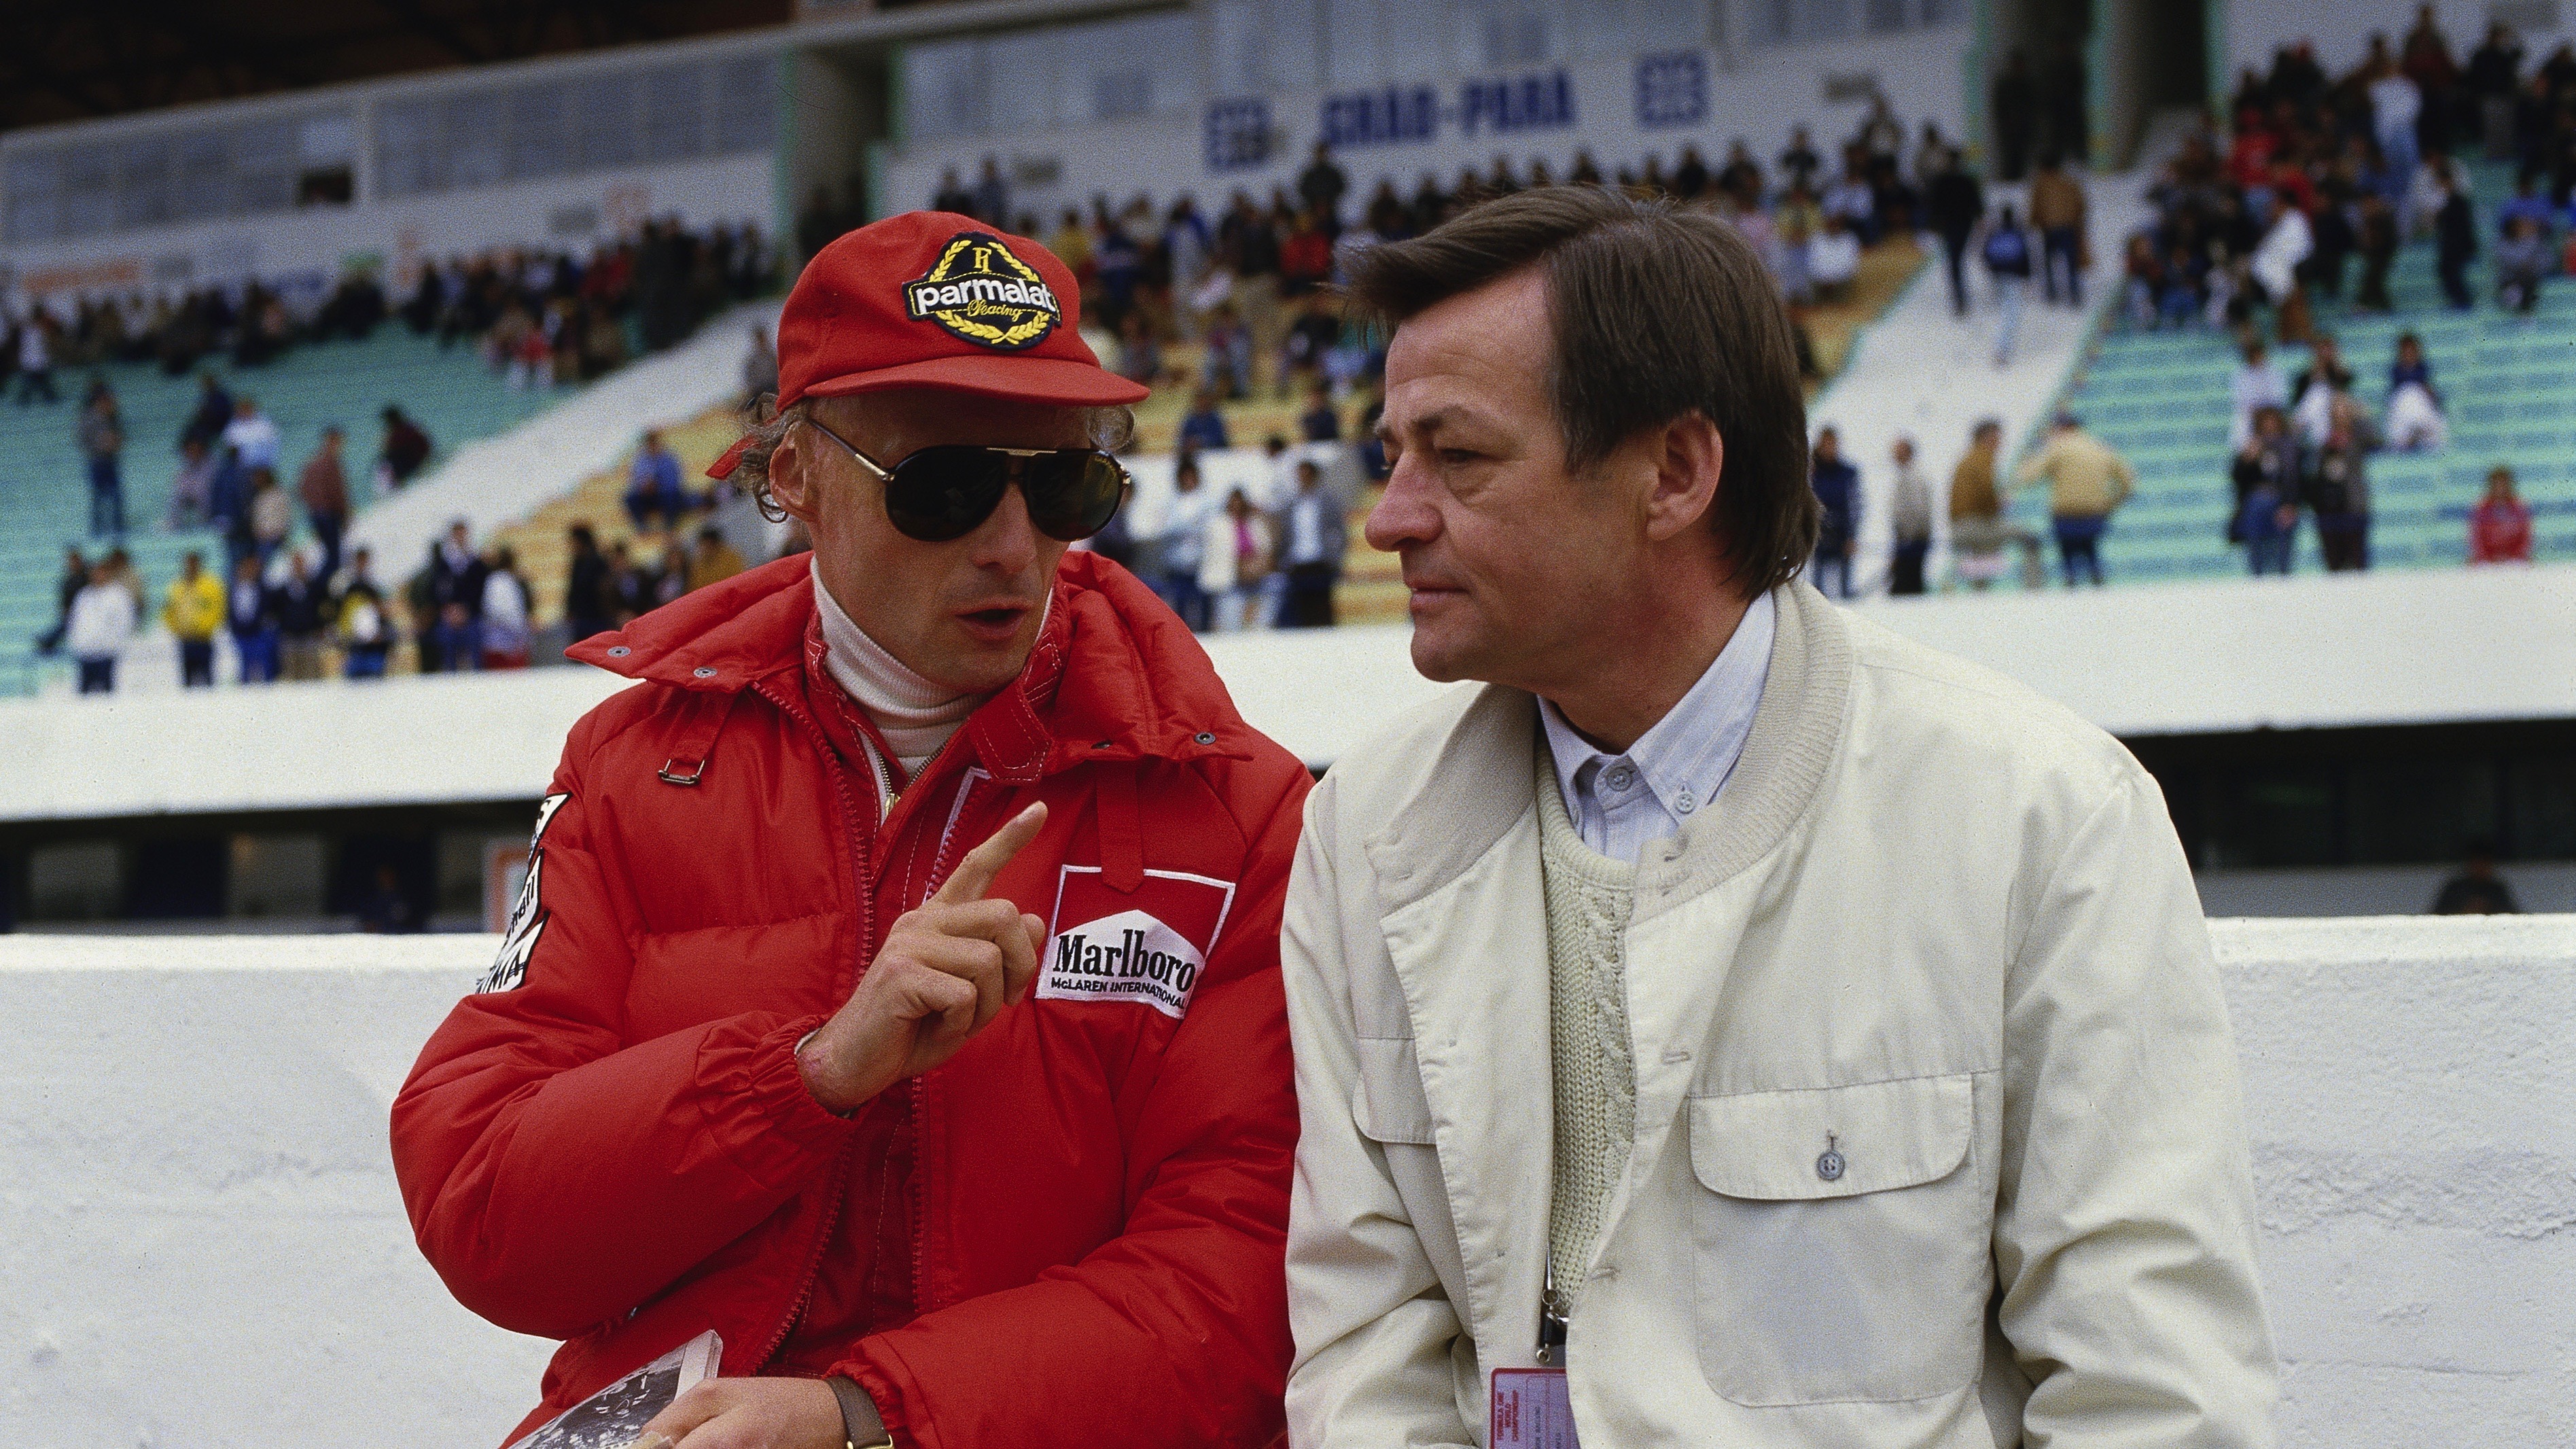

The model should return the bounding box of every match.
[1683,1072,1989,1406]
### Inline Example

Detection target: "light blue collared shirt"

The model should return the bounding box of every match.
[1537,591,1776,865]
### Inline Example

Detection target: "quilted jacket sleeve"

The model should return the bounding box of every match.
[828,764,1308,1449]
[389,710,858,1340]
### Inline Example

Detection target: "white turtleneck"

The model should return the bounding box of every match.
[811,561,992,799]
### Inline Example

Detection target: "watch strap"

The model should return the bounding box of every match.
[827,1374,894,1449]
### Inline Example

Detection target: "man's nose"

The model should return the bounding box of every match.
[967,478,1042,573]
[1363,454,1439,554]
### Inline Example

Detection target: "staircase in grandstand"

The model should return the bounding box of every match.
[2050,156,2576,581]
[0,329,571,695]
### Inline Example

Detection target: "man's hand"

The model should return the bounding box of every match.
[632,1376,842,1449]
[797,801,1050,1113]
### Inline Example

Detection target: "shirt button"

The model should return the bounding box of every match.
[1674,788,1697,814]
[1604,765,1636,791]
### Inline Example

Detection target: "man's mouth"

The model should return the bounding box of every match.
[955,603,1032,640]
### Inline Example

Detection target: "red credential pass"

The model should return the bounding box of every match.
[1490,1368,1579,1448]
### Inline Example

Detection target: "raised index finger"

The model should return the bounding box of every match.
[932,801,1048,906]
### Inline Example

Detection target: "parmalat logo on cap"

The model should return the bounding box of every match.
[903,232,1062,351]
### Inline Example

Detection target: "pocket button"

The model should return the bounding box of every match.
[1816,1148,1846,1182]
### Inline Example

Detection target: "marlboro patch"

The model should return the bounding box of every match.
[1036,866,1236,1019]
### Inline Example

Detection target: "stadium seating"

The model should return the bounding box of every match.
[0,330,573,695]
[2049,157,2576,582]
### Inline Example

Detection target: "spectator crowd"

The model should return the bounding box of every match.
[34,494,756,695]
[873,100,1996,415]
[16,209,786,695]
[3,215,774,397]
[2125,6,2576,337]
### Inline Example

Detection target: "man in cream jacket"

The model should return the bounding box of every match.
[1282,188,2275,1448]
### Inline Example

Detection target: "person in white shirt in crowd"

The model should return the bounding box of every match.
[1821,159,1876,242]
[221,395,283,473]
[2229,338,2289,452]
[12,307,60,404]
[65,558,137,695]
[2250,194,2312,323]
[1805,213,1862,302]
[2383,331,2448,451]
[2368,60,2424,232]
[1157,457,1220,631]
[1284,185,2274,1449]
[479,544,535,669]
[1274,457,1345,627]
[1886,434,1935,595]
[2289,333,2356,448]
[247,469,294,572]
[1199,486,1274,633]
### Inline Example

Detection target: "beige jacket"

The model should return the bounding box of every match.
[1282,582,2275,1449]
[2013,429,2136,519]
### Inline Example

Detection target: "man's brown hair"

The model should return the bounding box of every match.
[1347,186,1818,595]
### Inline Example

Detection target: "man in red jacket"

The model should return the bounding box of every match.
[391,213,1312,1449]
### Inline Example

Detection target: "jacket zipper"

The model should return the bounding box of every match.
[748,682,1006,1352]
[925,769,989,901]
[749,674,877,1374]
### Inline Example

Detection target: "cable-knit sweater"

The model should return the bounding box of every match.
[1536,739,1638,1305]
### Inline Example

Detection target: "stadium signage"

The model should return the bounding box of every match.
[903,233,1063,351]
[1634,50,1708,128]
[1319,68,1575,149]
[1320,85,1440,147]
[1205,97,1275,171]
[1458,70,1574,135]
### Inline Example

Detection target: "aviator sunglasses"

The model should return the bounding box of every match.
[803,417,1131,544]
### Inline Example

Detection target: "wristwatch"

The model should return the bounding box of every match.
[828,1375,895,1449]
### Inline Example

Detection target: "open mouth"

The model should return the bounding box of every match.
[957,605,1029,639]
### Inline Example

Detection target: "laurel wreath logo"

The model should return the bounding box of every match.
[903,234,1063,352]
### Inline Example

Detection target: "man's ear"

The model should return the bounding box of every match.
[766,425,824,527]
[1642,411,1724,544]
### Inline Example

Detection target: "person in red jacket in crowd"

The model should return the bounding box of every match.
[2468,464,2534,563]
[390,212,1313,1449]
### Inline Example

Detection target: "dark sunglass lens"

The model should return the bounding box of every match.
[1022,453,1128,542]
[884,447,1011,542]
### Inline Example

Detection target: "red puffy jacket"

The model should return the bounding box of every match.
[391,551,1309,1447]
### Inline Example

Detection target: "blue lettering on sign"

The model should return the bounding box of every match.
[1320,86,1441,148]
[1457,70,1575,136]
[1205,98,1273,171]
[1635,50,1708,129]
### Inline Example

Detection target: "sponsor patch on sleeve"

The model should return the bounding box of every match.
[1036,867,1237,1019]
[476,792,567,994]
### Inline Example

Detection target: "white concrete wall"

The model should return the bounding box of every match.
[2211,915,2576,1444]
[0,918,2568,1446]
[6,560,2567,820]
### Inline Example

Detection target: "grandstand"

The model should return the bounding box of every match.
[0,329,569,695]
[2058,155,2576,582]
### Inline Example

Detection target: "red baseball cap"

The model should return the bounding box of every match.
[710,211,1146,478]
